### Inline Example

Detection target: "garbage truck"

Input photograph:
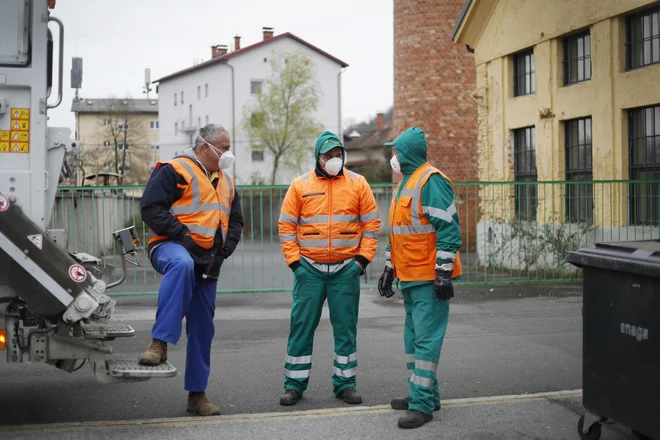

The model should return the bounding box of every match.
[0,0,176,383]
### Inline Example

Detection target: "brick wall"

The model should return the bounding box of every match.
[393,0,479,251]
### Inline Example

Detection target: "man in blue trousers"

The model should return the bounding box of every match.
[138,123,243,416]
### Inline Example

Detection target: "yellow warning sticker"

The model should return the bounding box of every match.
[0,142,8,153]
[0,131,9,142]
[10,108,30,120]
[10,142,29,153]
[11,120,29,131]
[10,131,29,142]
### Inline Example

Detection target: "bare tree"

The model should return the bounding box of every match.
[242,50,324,184]
[100,99,151,185]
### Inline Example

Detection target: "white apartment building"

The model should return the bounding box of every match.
[155,27,348,184]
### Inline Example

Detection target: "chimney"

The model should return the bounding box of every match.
[211,45,228,58]
[376,112,384,130]
[263,27,274,40]
[234,35,241,51]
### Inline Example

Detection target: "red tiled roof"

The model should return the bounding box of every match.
[155,32,348,83]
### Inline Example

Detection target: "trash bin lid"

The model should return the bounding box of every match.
[566,239,660,278]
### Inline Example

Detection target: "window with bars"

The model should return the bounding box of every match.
[514,126,537,221]
[629,105,660,226]
[563,32,591,85]
[626,7,660,70]
[565,117,593,223]
[513,49,535,97]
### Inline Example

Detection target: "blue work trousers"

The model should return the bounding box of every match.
[150,242,217,392]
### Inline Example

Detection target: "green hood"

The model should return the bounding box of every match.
[314,131,345,176]
[387,126,428,175]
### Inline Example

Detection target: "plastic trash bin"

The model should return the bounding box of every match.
[566,240,660,440]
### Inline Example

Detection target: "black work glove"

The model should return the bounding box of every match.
[378,265,396,298]
[434,269,454,300]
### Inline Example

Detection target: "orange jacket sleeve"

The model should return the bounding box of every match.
[278,179,302,267]
[357,178,381,263]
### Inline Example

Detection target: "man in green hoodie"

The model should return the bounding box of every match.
[278,131,381,406]
[378,126,463,429]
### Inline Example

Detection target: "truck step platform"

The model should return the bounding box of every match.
[106,359,178,379]
[81,323,135,339]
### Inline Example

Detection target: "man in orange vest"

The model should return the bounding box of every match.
[378,126,463,429]
[137,124,243,416]
[278,131,381,406]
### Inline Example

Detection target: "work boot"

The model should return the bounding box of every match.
[397,410,433,429]
[336,387,363,404]
[390,396,441,412]
[279,389,303,406]
[138,338,167,365]
[187,392,221,416]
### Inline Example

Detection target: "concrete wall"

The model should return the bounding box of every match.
[50,190,142,256]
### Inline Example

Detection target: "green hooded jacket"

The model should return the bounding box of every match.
[314,130,346,178]
[385,127,462,286]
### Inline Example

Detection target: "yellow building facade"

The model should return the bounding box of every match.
[453,0,660,228]
[452,0,660,273]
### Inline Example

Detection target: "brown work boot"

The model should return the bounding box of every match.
[138,339,167,365]
[187,392,221,416]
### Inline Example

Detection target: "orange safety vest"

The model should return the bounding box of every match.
[388,163,463,282]
[148,157,234,249]
[278,169,380,269]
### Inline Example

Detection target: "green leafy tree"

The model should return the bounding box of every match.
[242,50,324,184]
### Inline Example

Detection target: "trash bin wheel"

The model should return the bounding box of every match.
[631,430,653,440]
[578,415,602,440]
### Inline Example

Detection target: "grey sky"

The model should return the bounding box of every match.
[48,0,394,134]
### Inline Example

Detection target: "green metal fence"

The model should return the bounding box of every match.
[49,180,660,295]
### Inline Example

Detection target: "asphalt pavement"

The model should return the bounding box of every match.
[0,283,641,439]
[0,392,643,440]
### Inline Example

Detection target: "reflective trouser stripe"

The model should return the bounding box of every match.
[286,355,312,365]
[334,352,357,364]
[284,369,310,379]
[415,359,438,373]
[333,367,358,378]
[410,373,434,388]
[406,353,415,370]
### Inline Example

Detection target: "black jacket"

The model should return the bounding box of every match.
[140,156,243,279]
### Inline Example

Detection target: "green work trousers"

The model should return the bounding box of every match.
[283,260,362,396]
[402,282,450,415]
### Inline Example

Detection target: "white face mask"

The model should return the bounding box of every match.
[322,157,343,176]
[201,135,235,170]
[390,154,401,174]
[217,150,235,170]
